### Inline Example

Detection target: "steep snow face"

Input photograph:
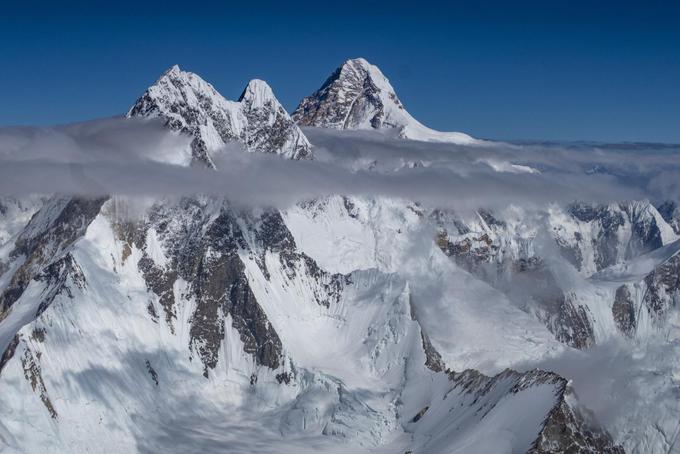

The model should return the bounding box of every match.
[0,195,623,453]
[284,195,680,454]
[284,196,566,373]
[127,66,311,166]
[425,200,676,349]
[589,238,680,340]
[292,58,479,144]
[0,197,44,248]
[657,200,680,235]
[403,369,623,454]
[550,201,673,277]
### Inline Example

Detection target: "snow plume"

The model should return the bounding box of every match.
[0,117,678,208]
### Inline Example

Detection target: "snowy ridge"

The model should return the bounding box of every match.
[0,194,624,453]
[285,194,680,453]
[292,58,480,144]
[127,65,311,166]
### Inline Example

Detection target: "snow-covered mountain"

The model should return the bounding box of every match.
[128,65,312,166]
[0,193,624,454]
[292,58,479,144]
[1,61,679,454]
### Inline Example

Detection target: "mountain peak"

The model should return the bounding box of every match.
[238,79,276,107]
[293,58,478,144]
[164,64,182,76]
[338,57,377,75]
[127,67,312,165]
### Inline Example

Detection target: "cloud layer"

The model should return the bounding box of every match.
[0,117,678,209]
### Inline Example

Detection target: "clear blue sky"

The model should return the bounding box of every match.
[2,0,679,142]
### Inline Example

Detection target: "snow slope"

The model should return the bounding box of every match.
[0,197,615,453]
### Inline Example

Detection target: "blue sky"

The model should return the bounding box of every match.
[1,0,679,142]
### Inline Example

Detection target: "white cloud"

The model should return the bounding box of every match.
[0,118,677,209]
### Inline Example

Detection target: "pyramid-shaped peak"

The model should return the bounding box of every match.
[292,57,478,144]
[349,57,370,65]
[238,79,277,107]
[342,57,373,70]
[326,58,393,91]
[292,57,404,130]
[341,57,381,73]
[164,64,182,75]
[155,64,195,84]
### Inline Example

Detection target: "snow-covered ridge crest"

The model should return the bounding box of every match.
[127,65,312,167]
[292,57,480,145]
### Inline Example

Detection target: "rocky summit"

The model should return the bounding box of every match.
[127,65,312,167]
[293,58,479,144]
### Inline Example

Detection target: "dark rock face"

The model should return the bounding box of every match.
[623,204,663,260]
[0,198,103,384]
[642,253,680,322]
[568,202,663,272]
[250,210,347,307]
[146,202,285,376]
[0,335,20,374]
[128,199,346,378]
[568,203,608,223]
[114,219,179,328]
[0,197,106,318]
[112,200,285,376]
[127,66,311,166]
[238,82,312,159]
[570,203,626,271]
[442,368,624,453]
[432,208,512,284]
[478,209,507,229]
[20,345,57,419]
[530,389,624,453]
[145,360,159,386]
[436,229,595,350]
[521,268,596,350]
[408,291,445,373]
[342,197,359,219]
[411,406,429,423]
[420,331,444,373]
[138,255,178,330]
[292,58,403,130]
[128,90,222,166]
[436,229,498,277]
[539,296,595,350]
[275,372,292,385]
[35,254,87,317]
[189,211,282,374]
[612,285,636,337]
